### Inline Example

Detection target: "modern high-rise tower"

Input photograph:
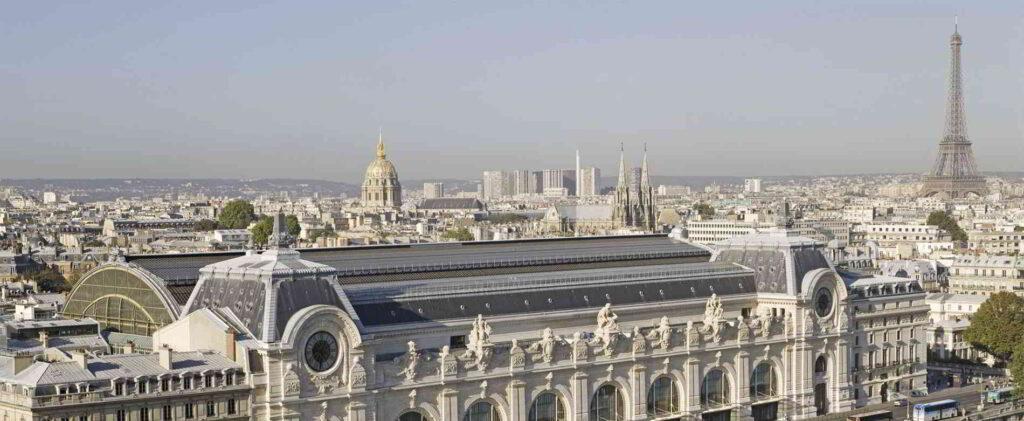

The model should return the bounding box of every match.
[919,22,987,199]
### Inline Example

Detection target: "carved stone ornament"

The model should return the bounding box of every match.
[589,303,621,356]
[283,363,300,395]
[311,373,340,394]
[438,345,458,376]
[804,309,817,334]
[395,341,420,381]
[736,315,750,342]
[509,339,526,368]
[571,332,589,361]
[317,402,329,421]
[349,356,367,389]
[839,310,850,330]
[526,328,557,363]
[631,326,646,353]
[645,316,673,350]
[685,321,700,346]
[783,312,794,336]
[463,315,495,370]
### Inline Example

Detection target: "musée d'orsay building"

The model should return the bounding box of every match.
[15,213,930,421]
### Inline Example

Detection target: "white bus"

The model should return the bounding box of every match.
[911,400,959,421]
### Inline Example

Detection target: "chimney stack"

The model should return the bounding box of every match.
[71,351,88,370]
[158,346,173,370]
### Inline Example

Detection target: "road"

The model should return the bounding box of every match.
[816,384,986,420]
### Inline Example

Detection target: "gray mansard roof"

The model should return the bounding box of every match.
[712,230,832,295]
[345,261,755,327]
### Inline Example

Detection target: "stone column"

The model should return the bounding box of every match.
[735,351,752,421]
[795,342,817,419]
[685,359,701,415]
[571,372,589,421]
[347,401,367,421]
[834,338,853,413]
[440,389,459,421]
[630,364,647,421]
[508,380,527,421]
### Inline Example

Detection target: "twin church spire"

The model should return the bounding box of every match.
[613,144,656,231]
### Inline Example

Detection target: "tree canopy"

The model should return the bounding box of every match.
[443,228,475,242]
[195,219,219,231]
[693,202,715,218]
[964,292,1024,361]
[249,216,273,245]
[218,200,256,229]
[21,266,71,292]
[286,215,301,237]
[926,210,967,243]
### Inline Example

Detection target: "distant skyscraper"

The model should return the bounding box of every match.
[513,170,542,195]
[543,169,576,196]
[919,23,987,199]
[575,150,581,197]
[578,168,601,196]
[482,171,507,199]
[744,178,763,194]
[423,182,444,199]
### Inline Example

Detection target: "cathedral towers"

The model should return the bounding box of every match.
[612,145,657,231]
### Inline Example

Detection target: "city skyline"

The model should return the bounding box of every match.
[2,2,1023,182]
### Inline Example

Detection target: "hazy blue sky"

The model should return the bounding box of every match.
[2,1,1023,183]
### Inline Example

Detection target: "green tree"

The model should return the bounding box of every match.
[693,202,715,218]
[195,219,219,231]
[1012,344,1024,397]
[219,200,256,229]
[83,239,106,248]
[286,215,301,237]
[926,211,967,243]
[964,292,1024,361]
[21,266,71,292]
[443,228,475,242]
[249,216,273,246]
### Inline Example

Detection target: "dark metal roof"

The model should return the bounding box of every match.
[125,235,708,286]
[417,198,484,210]
[346,262,755,326]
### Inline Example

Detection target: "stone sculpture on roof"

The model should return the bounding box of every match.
[699,294,725,343]
[590,303,620,356]
[396,341,420,381]
[463,315,494,370]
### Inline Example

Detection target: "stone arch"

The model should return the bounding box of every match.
[667,368,688,410]
[646,374,681,417]
[700,365,735,409]
[462,394,510,421]
[589,381,628,421]
[527,388,569,421]
[387,402,441,421]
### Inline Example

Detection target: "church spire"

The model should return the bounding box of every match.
[616,143,629,189]
[640,143,651,188]
[376,129,387,159]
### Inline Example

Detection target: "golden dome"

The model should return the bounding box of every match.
[363,138,400,184]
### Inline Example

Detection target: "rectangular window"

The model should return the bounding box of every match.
[207,401,216,417]
[116,410,126,421]
[185,403,195,419]
[183,377,191,390]
[163,405,172,421]
[139,381,147,394]
[204,376,212,388]
[140,408,150,421]
[161,378,170,391]
[449,335,467,349]
[228,399,237,415]
[225,374,234,386]
[115,383,124,396]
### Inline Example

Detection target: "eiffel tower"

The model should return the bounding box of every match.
[919,22,987,199]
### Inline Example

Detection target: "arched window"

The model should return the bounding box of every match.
[465,402,500,421]
[700,369,730,408]
[646,377,678,417]
[814,356,828,375]
[529,392,565,421]
[589,384,624,421]
[750,362,777,400]
[400,411,428,421]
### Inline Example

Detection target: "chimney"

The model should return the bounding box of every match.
[122,340,135,354]
[158,346,173,370]
[71,351,88,370]
[12,352,34,374]
[38,330,48,348]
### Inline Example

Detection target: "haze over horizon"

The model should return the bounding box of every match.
[3,1,1024,183]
